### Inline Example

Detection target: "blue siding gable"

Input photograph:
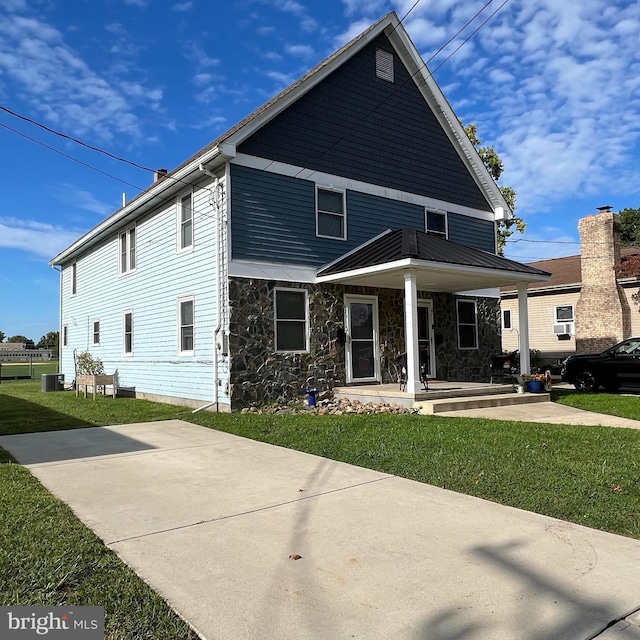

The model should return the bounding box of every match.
[448,212,495,253]
[237,35,491,212]
[231,165,424,266]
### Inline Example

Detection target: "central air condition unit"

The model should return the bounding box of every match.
[553,323,573,335]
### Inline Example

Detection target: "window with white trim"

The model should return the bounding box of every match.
[119,226,136,274]
[275,289,308,352]
[555,305,574,323]
[178,297,194,354]
[92,320,100,346]
[123,310,133,355]
[457,299,478,350]
[502,309,512,330]
[426,209,446,238]
[71,262,77,296]
[316,188,346,240]
[178,193,193,250]
[62,325,68,347]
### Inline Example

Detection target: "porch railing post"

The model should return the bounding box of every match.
[404,268,421,394]
[517,283,531,375]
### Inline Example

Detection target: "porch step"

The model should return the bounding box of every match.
[415,392,551,415]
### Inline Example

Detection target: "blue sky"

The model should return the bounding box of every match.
[1,0,640,342]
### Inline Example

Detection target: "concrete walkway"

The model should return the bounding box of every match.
[2,419,640,640]
[439,399,640,428]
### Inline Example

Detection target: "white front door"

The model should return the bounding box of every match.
[417,300,435,378]
[345,295,380,383]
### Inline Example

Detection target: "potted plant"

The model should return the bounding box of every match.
[521,372,546,393]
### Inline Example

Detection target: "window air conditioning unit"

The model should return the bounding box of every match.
[553,323,573,335]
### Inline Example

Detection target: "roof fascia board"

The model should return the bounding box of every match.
[318,257,550,284]
[50,146,227,266]
[387,26,510,218]
[223,16,394,148]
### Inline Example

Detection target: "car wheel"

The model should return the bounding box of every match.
[574,371,598,392]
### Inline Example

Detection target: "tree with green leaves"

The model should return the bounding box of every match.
[37,331,60,356]
[464,123,525,255]
[618,207,640,247]
[0,331,4,343]
[7,335,35,349]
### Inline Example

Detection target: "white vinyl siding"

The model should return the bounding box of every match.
[457,299,478,350]
[316,187,346,240]
[58,175,227,404]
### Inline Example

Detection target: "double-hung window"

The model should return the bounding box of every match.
[92,320,100,346]
[178,297,194,354]
[123,310,133,355]
[426,209,447,238]
[120,226,136,274]
[316,188,346,240]
[178,193,193,251]
[71,262,77,296]
[457,299,478,350]
[275,289,308,352]
[62,325,68,347]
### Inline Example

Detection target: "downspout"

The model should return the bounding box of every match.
[193,166,224,413]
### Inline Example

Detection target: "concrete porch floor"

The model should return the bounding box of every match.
[333,380,550,413]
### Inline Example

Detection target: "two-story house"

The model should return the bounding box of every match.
[51,12,549,411]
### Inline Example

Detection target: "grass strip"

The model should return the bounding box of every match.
[0,448,198,639]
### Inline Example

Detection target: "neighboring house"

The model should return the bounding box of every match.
[51,12,549,411]
[501,208,640,362]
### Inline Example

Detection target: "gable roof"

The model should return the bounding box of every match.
[51,12,511,267]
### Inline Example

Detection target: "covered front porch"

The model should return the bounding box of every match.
[317,229,551,394]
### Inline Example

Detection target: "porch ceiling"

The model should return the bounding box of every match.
[316,228,550,293]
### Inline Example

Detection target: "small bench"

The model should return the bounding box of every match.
[76,374,116,399]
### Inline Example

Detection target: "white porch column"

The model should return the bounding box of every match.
[404,268,421,394]
[517,283,530,375]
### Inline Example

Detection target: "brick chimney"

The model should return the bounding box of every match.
[574,207,631,353]
[154,168,168,182]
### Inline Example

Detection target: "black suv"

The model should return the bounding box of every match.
[561,337,640,392]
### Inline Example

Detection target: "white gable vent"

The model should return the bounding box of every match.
[376,48,394,82]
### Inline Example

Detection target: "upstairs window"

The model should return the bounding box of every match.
[426,210,447,238]
[92,320,100,346]
[120,226,136,274]
[457,299,478,350]
[71,262,77,296]
[375,48,394,82]
[178,297,194,354]
[316,188,346,240]
[275,288,308,352]
[555,305,574,323]
[179,193,193,250]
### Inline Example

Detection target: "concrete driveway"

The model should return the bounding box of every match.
[2,419,640,640]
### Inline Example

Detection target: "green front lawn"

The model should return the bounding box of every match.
[1,381,640,638]
[553,388,640,421]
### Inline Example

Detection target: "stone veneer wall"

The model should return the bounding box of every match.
[575,212,631,354]
[228,277,501,409]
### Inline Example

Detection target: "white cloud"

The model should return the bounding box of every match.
[172,1,194,11]
[0,218,83,259]
[285,44,314,58]
[0,9,163,143]
[51,185,114,216]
